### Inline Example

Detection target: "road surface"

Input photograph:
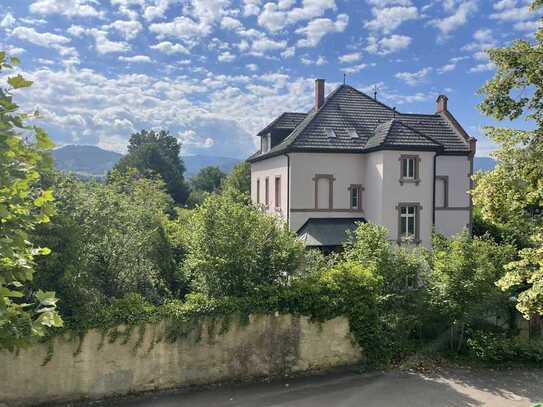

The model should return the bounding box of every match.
[90,367,543,407]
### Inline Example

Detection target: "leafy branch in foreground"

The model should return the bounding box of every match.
[0,51,62,349]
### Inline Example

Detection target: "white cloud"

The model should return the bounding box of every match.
[257,0,338,32]
[281,46,296,58]
[469,62,495,72]
[243,0,261,16]
[109,20,143,40]
[366,0,412,6]
[514,20,540,32]
[1,12,16,29]
[437,63,456,74]
[395,67,432,86]
[252,36,287,53]
[246,63,258,71]
[366,34,411,55]
[12,26,71,47]
[462,29,497,62]
[218,51,236,62]
[221,16,243,30]
[341,63,368,74]
[150,41,190,54]
[429,0,478,39]
[296,14,349,47]
[365,6,418,34]
[301,55,327,65]
[29,0,103,18]
[67,26,130,54]
[143,0,177,21]
[490,0,535,21]
[338,52,361,63]
[119,55,152,63]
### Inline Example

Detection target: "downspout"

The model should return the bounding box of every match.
[432,153,437,226]
[468,138,476,236]
[284,153,290,227]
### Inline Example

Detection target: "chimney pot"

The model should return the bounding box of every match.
[315,79,325,110]
[436,95,448,113]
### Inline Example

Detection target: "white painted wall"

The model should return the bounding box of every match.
[435,155,471,237]
[379,150,436,248]
[251,155,288,221]
[289,153,365,231]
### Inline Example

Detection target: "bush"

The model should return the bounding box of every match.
[181,193,304,298]
[33,172,183,320]
[467,331,543,365]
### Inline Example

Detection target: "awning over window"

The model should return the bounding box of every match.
[297,217,365,248]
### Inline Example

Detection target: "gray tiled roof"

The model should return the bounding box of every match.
[249,84,472,161]
[256,112,307,137]
[297,217,365,247]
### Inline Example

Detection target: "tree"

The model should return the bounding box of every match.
[181,193,304,298]
[33,171,184,320]
[187,166,226,207]
[223,161,250,196]
[471,1,543,317]
[0,52,62,348]
[113,129,189,204]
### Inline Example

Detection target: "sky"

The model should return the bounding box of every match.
[0,0,541,158]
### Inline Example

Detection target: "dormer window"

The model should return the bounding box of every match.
[325,128,336,138]
[347,128,359,139]
[261,134,271,153]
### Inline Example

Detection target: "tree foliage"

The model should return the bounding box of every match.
[222,161,251,196]
[0,51,62,349]
[187,166,226,207]
[472,1,543,317]
[181,193,304,298]
[113,129,189,204]
[33,171,184,321]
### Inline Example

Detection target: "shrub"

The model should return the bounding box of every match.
[181,193,304,298]
[467,331,543,365]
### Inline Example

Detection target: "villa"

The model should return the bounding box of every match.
[248,79,476,249]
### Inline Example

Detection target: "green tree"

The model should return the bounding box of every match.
[113,129,189,204]
[428,232,516,351]
[181,193,304,298]
[187,166,226,207]
[0,52,62,348]
[222,161,250,196]
[471,1,543,317]
[33,171,183,321]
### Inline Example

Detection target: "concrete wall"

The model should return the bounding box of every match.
[251,155,288,220]
[0,315,362,407]
[435,155,471,237]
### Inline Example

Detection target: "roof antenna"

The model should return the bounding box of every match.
[373,84,378,100]
[392,107,396,119]
[343,73,346,85]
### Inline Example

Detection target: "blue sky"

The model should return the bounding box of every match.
[1,0,541,158]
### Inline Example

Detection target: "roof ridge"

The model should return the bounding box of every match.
[398,112,440,118]
[342,84,396,112]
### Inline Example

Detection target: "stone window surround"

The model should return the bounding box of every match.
[256,178,260,204]
[348,184,364,211]
[435,175,449,209]
[399,154,421,186]
[312,174,335,209]
[396,202,422,244]
[265,177,269,208]
[274,175,281,210]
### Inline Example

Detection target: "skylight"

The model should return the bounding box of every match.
[347,128,359,139]
[325,128,336,138]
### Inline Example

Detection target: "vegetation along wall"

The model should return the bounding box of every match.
[0,314,362,406]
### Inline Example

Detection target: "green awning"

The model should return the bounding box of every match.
[297,217,365,247]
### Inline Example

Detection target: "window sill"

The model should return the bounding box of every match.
[396,238,421,245]
[399,179,420,186]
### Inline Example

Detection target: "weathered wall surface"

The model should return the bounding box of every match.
[0,314,362,406]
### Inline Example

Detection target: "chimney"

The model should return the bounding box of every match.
[315,79,325,110]
[436,94,448,113]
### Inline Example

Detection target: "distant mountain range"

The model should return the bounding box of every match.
[51,145,241,178]
[51,145,496,178]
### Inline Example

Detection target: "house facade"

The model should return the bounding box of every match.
[248,79,475,249]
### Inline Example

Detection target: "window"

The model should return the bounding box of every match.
[349,184,362,210]
[435,176,448,208]
[265,177,269,207]
[397,203,421,242]
[261,134,271,153]
[312,174,335,209]
[325,128,336,138]
[256,179,260,204]
[274,176,281,209]
[400,155,420,184]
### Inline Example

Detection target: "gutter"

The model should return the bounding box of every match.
[432,153,437,226]
[284,153,290,227]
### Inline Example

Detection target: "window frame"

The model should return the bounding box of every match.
[274,175,281,210]
[256,179,260,204]
[396,202,422,244]
[348,184,363,211]
[265,177,269,208]
[312,174,335,209]
[435,175,449,209]
[399,154,420,185]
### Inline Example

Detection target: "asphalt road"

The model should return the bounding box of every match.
[97,367,543,407]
